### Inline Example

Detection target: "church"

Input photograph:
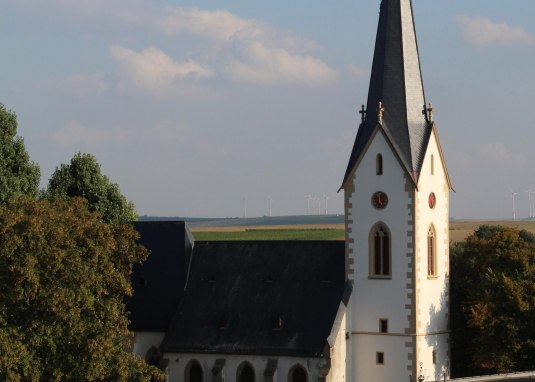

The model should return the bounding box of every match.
[127,0,453,381]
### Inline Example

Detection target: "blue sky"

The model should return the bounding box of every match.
[1,0,534,219]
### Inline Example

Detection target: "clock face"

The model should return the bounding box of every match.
[428,192,436,209]
[372,191,388,209]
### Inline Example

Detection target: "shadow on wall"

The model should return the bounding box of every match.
[426,282,449,382]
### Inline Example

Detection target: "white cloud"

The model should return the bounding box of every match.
[225,41,337,85]
[152,7,335,86]
[156,7,266,43]
[109,45,213,93]
[455,15,535,47]
[40,3,337,88]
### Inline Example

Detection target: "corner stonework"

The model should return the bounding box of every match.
[345,174,356,279]
[404,174,416,378]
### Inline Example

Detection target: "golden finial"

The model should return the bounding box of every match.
[377,101,385,124]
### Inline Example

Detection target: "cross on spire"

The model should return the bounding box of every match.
[377,101,385,124]
[359,104,366,123]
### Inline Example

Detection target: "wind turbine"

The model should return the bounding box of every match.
[268,197,272,217]
[530,189,535,219]
[304,195,311,215]
[242,197,247,218]
[510,189,518,221]
[324,195,330,215]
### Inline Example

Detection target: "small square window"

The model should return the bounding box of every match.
[432,350,437,364]
[379,319,388,333]
[376,352,384,365]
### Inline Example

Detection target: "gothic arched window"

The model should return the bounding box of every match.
[428,225,437,277]
[376,154,383,175]
[431,154,435,175]
[185,360,203,382]
[288,365,307,382]
[370,223,391,277]
[237,362,255,382]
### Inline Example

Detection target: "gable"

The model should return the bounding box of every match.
[417,124,453,190]
[127,221,193,332]
[341,123,421,191]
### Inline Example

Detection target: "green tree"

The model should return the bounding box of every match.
[44,153,137,224]
[450,225,535,377]
[0,197,163,382]
[0,103,40,203]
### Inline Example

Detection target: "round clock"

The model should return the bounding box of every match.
[372,191,388,209]
[428,192,436,209]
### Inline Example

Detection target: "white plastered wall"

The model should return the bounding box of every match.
[165,353,329,382]
[345,129,415,382]
[414,130,450,381]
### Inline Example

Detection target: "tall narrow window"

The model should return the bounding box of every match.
[376,154,383,175]
[370,224,391,277]
[431,154,434,175]
[428,225,437,277]
[238,363,255,382]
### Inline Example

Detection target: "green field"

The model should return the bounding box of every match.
[192,228,345,241]
[191,220,535,241]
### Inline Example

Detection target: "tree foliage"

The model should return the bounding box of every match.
[0,197,163,381]
[0,103,40,204]
[44,153,137,224]
[450,225,535,377]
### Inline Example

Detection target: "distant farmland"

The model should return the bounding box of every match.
[190,219,535,241]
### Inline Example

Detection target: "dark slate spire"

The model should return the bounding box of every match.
[341,0,430,188]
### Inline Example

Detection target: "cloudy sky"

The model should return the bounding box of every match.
[1,0,534,219]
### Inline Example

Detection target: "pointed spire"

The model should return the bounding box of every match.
[341,0,431,188]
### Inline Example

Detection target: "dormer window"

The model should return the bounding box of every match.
[376,154,383,175]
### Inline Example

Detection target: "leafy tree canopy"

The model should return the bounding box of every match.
[0,103,40,204]
[44,153,137,224]
[450,225,535,377]
[0,197,163,382]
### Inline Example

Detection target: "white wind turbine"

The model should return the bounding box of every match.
[510,188,518,221]
[304,195,311,215]
[268,197,272,217]
[324,195,330,215]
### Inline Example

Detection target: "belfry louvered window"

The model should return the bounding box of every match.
[370,223,391,277]
[376,154,383,175]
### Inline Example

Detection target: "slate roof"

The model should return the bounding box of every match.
[341,0,431,189]
[127,221,193,332]
[161,241,350,357]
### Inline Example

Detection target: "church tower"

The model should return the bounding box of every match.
[341,1,452,381]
